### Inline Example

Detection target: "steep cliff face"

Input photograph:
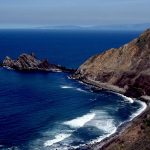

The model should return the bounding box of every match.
[73,29,150,97]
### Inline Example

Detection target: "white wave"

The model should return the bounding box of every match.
[61,85,88,93]
[90,98,97,101]
[44,133,71,147]
[3,66,14,70]
[76,88,87,93]
[60,85,73,89]
[93,119,116,133]
[130,100,147,120]
[64,113,95,128]
[115,92,134,103]
[70,111,117,149]
[33,98,146,150]
[53,70,62,73]
[90,100,147,146]
[90,126,117,146]
[87,110,117,133]
[69,127,117,150]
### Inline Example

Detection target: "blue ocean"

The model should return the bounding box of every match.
[0,29,146,150]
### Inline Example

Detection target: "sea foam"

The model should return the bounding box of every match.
[114,92,134,103]
[69,110,117,149]
[87,110,117,133]
[61,85,73,89]
[89,100,147,147]
[64,113,95,128]
[61,85,88,93]
[44,133,71,147]
[76,88,88,93]
[130,100,147,120]
[3,66,14,70]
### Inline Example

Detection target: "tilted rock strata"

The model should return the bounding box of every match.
[2,53,75,73]
[73,29,150,98]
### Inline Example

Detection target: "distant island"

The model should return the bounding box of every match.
[2,53,75,73]
[33,23,150,31]
[2,23,149,31]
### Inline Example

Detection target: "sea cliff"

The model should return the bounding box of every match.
[73,29,150,100]
[72,29,150,149]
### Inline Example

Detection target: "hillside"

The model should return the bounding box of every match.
[73,29,150,99]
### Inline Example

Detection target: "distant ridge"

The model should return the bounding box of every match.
[0,23,150,31]
[37,23,150,31]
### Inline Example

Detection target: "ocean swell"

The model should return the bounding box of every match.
[114,92,134,103]
[60,85,88,93]
[44,133,71,147]
[74,94,147,149]
[129,100,147,120]
[64,113,96,128]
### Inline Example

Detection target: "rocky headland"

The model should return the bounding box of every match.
[72,29,150,149]
[2,53,75,73]
[72,29,150,101]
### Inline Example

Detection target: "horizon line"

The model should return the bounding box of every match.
[0,23,149,31]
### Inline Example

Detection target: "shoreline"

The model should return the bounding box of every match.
[81,102,149,150]
[73,78,150,150]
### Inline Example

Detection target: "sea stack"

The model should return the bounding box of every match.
[73,29,150,99]
[2,53,75,73]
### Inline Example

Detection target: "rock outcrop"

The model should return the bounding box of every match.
[73,29,150,98]
[2,53,75,73]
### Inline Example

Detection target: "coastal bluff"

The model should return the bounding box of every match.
[2,53,75,73]
[72,29,150,99]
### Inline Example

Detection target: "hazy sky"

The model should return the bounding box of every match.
[0,0,150,27]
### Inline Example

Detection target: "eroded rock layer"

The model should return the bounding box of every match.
[73,29,150,98]
[2,53,75,73]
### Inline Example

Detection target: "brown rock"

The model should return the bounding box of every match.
[3,56,15,68]
[73,29,150,98]
[2,53,75,73]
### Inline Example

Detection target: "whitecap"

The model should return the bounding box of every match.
[92,119,116,133]
[60,85,73,89]
[89,126,117,145]
[64,113,95,128]
[115,92,134,103]
[121,95,134,103]
[69,111,117,149]
[76,88,88,93]
[44,133,71,147]
[90,100,147,146]
[61,85,88,93]
[87,110,117,133]
[130,100,147,120]
[90,98,96,101]
[3,66,14,70]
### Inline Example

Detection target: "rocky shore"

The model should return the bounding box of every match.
[76,102,149,150]
[72,29,150,99]
[70,78,149,150]
[2,53,76,73]
[103,105,150,150]
[71,28,150,149]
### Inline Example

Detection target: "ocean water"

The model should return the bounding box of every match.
[0,29,146,150]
